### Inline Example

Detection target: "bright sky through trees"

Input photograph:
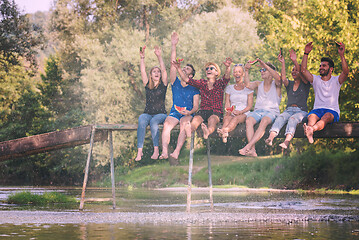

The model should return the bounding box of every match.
[14,0,53,13]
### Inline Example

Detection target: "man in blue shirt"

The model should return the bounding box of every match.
[159,32,200,162]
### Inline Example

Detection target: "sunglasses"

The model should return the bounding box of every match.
[259,68,267,72]
[234,63,243,67]
[206,66,217,71]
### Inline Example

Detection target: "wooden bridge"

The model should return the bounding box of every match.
[1,122,357,162]
[0,122,358,211]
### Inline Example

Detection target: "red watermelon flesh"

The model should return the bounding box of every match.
[175,105,186,112]
[226,106,235,112]
[249,59,258,65]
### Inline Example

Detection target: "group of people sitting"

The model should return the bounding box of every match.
[135,32,349,161]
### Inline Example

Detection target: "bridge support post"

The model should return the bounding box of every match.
[186,131,195,212]
[186,132,214,212]
[109,130,116,209]
[206,138,214,211]
[79,127,96,210]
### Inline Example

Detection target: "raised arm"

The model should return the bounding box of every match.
[170,32,179,85]
[337,42,349,84]
[289,49,307,84]
[244,62,260,90]
[140,46,148,86]
[171,60,189,83]
[223,57,233,79]
[258,58,281,87]
[300,42,314,83]
[278,51,287,86]
[154,46,168,86]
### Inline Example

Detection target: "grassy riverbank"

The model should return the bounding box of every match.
[98,148,359,192]
[7,191,77,205]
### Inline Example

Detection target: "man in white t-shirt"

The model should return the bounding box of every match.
[300,42,349,143]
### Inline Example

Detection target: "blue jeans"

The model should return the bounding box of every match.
[137,113,167,148]
[269,107,307,136]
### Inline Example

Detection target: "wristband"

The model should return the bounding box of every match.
[304,52,309,55]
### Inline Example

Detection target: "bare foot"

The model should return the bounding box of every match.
[135,152,143,161]
[239,147,247,156]
[201,123,210,139]
[304,123,314,144]
[159,153,168,159]
[217,128,223,137]
[170,151,179,160]
[151,147,159,159]
[265,138,273,146]
[245,148,258,157]
[222,131,228,143]
[151,153,159,159]
[279,141,289,149]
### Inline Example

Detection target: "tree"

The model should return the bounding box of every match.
[247,0,359,121]
[0,0,39,70]
[246,0,359,153]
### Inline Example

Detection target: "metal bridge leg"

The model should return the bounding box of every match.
[206,138,213,211]
[186,131,195,213]
[109,130,116,209]
[79,127,96,210]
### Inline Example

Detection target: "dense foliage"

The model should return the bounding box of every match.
[0,0,358,185]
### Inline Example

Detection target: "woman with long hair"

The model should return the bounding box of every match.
[135,46,168,161]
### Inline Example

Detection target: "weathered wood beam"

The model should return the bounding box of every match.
[0,125,108,161]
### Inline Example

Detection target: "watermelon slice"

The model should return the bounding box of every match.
[249,59,258,65]
[225,106,235,112]
[176,58,184,63]
[335,41,342,47]
[140,46,146,52]
[174,105,186,112]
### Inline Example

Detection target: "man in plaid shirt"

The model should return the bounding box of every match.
[172,58,232,139]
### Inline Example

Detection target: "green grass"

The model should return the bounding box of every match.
[7,191,77,205]
[96,148,359,191]
[99,163,189,188]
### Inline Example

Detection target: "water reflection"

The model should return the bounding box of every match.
[0,222,359,239]
[0,187,359,239]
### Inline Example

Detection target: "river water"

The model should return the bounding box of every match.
[0,187,358,239]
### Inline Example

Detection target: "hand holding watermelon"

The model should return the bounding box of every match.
[248,59,258,65]
[140,45,146,58]
[174,105,187,114]
[225,105,235,113]
[176,58,184,63]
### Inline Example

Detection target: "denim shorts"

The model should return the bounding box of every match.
[169,111,187,121]
[308,108,340,122]
[247,109,277,123]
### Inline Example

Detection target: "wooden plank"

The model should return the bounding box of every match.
[94,124,138,130]
[0,125,108,161]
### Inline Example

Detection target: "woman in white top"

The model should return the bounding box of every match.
[217,64,253,143]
